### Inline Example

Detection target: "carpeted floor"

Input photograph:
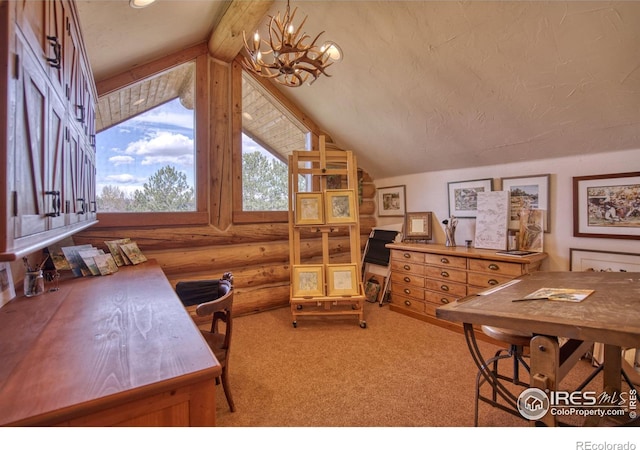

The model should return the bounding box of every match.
[212,301,606,427]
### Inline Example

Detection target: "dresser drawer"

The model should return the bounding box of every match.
[424,253,467,269]
[391,249,425,264]
[391,282,425,301]
[467,271,514,289]
[425,279,467,297]
[391,271,424,288]
[468,259,523,277]
[424,289,459,307]
[425,265,466,283]
[391,260,425,276]
[391,292,426,314]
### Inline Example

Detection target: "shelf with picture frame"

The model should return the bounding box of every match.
[287,137,366,328]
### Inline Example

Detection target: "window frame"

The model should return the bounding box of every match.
[94,45,209,228]
[231,59,322,224]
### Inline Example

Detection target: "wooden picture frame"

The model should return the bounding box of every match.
[404,212,432,241]
[325,189,356,224]
[377,185,406,217]
[570,248,640,272]
[501,174,550,232]
[291,265,325,297]
[326,264,360,296]
[447,178,493,218]
[363,272,386,303]
[573,172,640,240]
[0,262,16,308]
[295,192,324,225]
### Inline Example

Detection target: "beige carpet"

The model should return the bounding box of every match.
[212,301,608,427]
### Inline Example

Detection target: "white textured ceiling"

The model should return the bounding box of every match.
[76,1,640,179]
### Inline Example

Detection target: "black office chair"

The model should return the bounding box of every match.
[175,272,236,412]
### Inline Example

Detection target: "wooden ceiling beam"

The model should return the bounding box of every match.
[208,0,274,62]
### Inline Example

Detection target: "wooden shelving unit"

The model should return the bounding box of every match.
[288,137,366,328]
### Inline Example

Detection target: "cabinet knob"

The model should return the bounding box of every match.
[488,279,499,286]
[403,276,411,283]
[404,300,411,307]
[488,263,499,271]
[440,285,449,292]
[440,298,450,304]
[404,288,411,295]
[403,265,411,271]
[440,257,449,264]
[403,253,411,259]
[440,271,449,278]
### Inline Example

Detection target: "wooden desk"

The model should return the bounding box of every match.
[437,271,640,426]
[0,260,221,426]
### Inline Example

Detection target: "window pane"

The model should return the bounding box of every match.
[95,63,195,212]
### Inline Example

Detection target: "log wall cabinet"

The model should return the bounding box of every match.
[288,137,366,328]
[1,0,97,262]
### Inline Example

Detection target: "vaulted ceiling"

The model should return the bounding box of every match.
[76,0,640,180]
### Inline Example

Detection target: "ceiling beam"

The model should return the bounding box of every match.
[208,0,274,62]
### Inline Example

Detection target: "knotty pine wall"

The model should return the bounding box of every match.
[75,55,377,320]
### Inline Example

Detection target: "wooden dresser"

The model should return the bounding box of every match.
[0,260,220,426]
[386,243,547,330]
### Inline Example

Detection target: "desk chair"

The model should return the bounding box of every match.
[474,325,532,426]
[176,273,236,412]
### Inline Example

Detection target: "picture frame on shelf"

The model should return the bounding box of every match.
[0,262,16,308]
[325,189,356,224]
[291,265,325,297]
[404,211,433,241]
[501,174,550,232]
[326,264,360,297]
[295,192,325,225]
[573,172,640,240]
[377,185,406,217]
[447,178,493,218]
[570,248,640,272]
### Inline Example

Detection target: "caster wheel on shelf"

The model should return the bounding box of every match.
[296,304,303,310]
[360,322,367,329]
[293,321,297,328]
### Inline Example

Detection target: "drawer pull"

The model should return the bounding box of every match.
[404,288,411,295]
[488,279,499,285]
[403,276,411,283]
[440,271,449,278]
[403,265,411,271]
[440,285,449,292]
[404,300,412,306]
[440,257,450,264]
[403,252,411,259]
[488,263,500,271]
[440,298,450,304]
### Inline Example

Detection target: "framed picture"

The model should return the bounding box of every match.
[291,265,325,297]
[377,185,406,217]
[501,174,550,232]
[570,248,640,272]
[447,178,493,218]
[326,264,360,296]
[295,192,324,225]
[364,272,386,303]
[325,189,356,224]
[404,212,432,241]
[0,262,16,308]
[573,172,640,240]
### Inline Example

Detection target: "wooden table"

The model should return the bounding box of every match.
[0,260,221,426]
[436,271,640,426]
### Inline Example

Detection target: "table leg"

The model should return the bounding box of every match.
[530,335,560,427]
[603,344,623,394]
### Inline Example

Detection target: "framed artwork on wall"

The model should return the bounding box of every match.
[377,185,406,217]
[295,192,324,225]
[326,264,360,296]
[573,172,640,240]
[404,212,433,241]
[325,189,356,224]
[570,248,640,272]
[501,174,550,232]
[447,178,493,218]
[291,265,325,297]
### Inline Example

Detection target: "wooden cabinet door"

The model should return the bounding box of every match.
[13,36,48,239]
[14,0,47,63]
[46,87,66,230]
[46,0,66,96]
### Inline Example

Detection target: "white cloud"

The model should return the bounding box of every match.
[131,110,194,130]
[109,155,135,166]
[104,173,146,184]
[123,131,194,166]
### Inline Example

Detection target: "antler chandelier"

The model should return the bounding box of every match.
[242,0,342,87]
